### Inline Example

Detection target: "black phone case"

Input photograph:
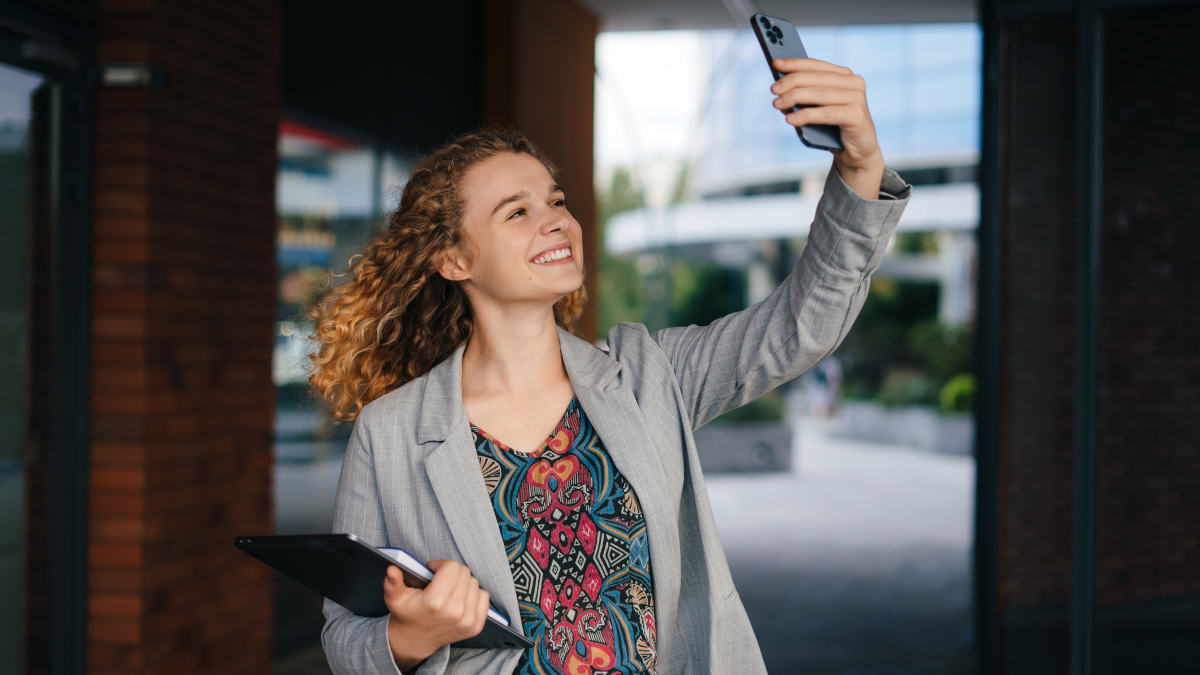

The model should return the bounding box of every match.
[750,13,843,151]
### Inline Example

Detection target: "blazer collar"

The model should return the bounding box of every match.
[557,326,622,390]
[414,342,468,445]
[414,328,620,444]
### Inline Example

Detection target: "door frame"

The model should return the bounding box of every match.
[0,4,95,673]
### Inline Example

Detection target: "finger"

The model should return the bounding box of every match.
[469,588,490,634]
[772,57,853,75]
[774,87,864,110]
[785,103,863,128]
[450,576,483,630]
[421,560,465,614]
[383,565,403,589]
[382,566,420,613]
[443,569,478,621]
[772,71,865,95]
[384,565,417,597]
[424,559,464,593]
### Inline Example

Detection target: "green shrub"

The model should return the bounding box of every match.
[909,321,973,384]
[939,373,976,414]
[710,389,785,425]
[836,280,940,398]
[876,368,938,407]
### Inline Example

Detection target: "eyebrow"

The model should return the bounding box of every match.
[490,184,565,217]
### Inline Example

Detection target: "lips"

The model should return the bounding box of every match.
[531,245,573,264]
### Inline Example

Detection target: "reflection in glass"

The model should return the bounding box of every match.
[0,60,46,675]
[271,118,412,658]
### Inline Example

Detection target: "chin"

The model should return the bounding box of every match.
[564,270,585,291]
[548,276,584,297]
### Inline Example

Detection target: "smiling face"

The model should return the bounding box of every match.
[439,151,584,314]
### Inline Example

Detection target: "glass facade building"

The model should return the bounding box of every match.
[693,24,980,196]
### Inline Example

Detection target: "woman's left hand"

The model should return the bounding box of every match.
[771,57,885,200]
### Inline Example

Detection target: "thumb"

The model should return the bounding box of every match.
[383,565,415,592]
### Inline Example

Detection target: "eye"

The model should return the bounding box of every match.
[506,207,526,220]
[552,198,566,208]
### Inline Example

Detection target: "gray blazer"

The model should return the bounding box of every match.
[321,167,911,675]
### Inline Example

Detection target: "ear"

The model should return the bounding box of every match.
[436,247,471,282]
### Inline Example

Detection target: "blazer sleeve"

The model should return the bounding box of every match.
[650,163,911,429]
[319,415,452,675]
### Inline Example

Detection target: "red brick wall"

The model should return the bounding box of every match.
[1095,4,1200,607]
[90,1,280,672]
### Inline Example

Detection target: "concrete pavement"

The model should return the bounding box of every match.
[705,417,975,674]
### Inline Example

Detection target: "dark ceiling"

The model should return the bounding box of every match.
[579,0,976,30]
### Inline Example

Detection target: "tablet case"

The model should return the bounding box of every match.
[234,533,532,649]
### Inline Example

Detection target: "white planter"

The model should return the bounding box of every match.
[835,401,974,455]
[693,421,792,473]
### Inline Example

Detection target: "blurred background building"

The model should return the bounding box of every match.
[1,1,1197,674]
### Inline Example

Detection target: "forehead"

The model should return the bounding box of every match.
[460,152,556,209]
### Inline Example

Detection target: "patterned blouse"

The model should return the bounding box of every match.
[471,398,658,674]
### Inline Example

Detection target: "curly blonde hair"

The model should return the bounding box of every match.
[308,128,587,422]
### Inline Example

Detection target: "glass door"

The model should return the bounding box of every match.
[1,7,93,670]
[0,59,47,675]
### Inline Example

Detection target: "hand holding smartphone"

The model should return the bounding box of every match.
[750,13,844,151]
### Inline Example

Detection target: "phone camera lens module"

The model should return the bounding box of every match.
[759,17,771,28]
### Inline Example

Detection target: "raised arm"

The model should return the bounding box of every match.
[643,58,911,428]
[651,164,908,428]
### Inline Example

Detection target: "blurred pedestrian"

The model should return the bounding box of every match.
[809,355,844,418]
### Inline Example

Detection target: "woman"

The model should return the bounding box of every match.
[311,57,910,674]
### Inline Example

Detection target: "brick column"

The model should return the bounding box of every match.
[997,11,1078,629]
[1093,0,1200,633]
[90,2,280,672]
[481,0,600,341]
[991,4,1200,673]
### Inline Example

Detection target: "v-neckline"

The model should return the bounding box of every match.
[470,397,577,456]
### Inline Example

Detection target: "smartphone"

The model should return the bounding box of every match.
[750,13,843,152]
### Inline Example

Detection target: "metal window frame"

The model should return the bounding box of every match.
[974,3,1002,675]
[1071,3,1102,674]
[0,5,95,674]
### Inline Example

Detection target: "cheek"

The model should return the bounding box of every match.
[572,224,586,261]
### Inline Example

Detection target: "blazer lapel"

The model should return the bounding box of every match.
[416,330,683,660]
[558,329,681,663]
[418,345,522,625]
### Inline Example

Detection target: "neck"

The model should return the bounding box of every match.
[461,302,567,397]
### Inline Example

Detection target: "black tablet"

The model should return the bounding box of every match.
[235,533,532,649]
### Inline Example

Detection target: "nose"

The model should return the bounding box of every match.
[541,216,567,234]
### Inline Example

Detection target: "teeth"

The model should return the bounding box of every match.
[533,248,571,264]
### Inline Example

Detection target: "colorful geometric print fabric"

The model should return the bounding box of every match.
[471,398,658,674]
